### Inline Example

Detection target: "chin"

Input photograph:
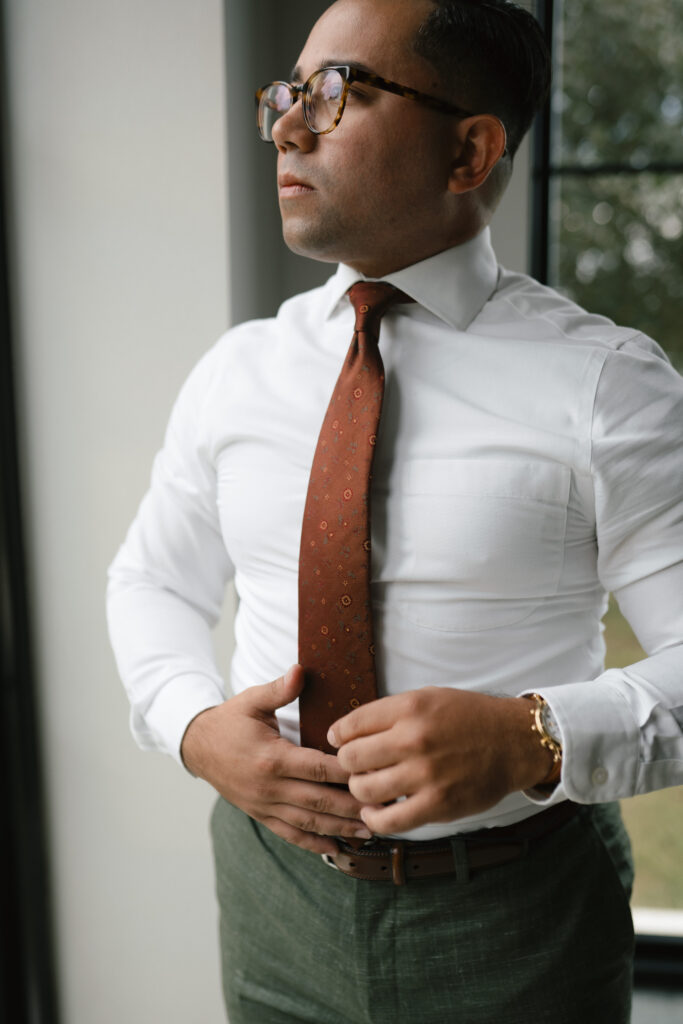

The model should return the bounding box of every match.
[280,213,355,265]
[282,230,341,265]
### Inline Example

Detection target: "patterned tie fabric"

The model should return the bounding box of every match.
[298,282,410,753]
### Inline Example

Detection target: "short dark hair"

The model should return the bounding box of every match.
[413,0,551,158]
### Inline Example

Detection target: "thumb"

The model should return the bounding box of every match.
[247,665,305,715]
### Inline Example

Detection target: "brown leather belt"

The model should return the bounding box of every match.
[324,801,579,885]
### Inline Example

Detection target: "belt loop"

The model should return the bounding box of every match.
[390,843,406,885]
[449,838,470,883]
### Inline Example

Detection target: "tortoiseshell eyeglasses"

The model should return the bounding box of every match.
[255,64,476,143]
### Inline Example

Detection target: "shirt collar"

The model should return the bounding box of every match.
[322,227,499,331]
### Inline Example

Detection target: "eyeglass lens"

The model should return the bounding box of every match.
[258,68,346,141]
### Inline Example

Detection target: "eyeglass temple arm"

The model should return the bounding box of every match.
[351,71,508,156]
[345,66,474,119]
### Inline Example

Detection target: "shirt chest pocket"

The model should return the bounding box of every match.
[394,458,571,632]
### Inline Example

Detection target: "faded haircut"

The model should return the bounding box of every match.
[413,0,551,158]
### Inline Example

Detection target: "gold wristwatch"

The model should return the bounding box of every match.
[525,692,562,786]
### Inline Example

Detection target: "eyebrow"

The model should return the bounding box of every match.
[289,59,376,83]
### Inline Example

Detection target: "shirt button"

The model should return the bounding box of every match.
[592,766,609,786]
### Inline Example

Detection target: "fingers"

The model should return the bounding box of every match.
[261,818,340,857]
[249,777,372,850]
[334,730,399,776]
[259,774,370,836]
[230,738,372,844]
[327,694,398,749]
[269,803,371,842]
[347,764,408,806]
[242,665,305,715]
[282,779,364,821]
[285,744,352,787]
[359,792,438,835]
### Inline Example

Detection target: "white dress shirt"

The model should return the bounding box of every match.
[107,227,683,841]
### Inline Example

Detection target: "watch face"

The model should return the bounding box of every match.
[540,702,561,745]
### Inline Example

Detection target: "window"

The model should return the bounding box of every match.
[533,0,683,964]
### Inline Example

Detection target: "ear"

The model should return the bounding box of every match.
[447,115,508,194]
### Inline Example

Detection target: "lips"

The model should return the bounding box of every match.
[278,171,315,197]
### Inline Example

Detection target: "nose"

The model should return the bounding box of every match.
[271,95,316,154]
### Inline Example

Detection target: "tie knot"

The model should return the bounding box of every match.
[348,281,412,334]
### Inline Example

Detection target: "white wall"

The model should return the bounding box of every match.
[4,1,531,1021]
[5,2,229,1021]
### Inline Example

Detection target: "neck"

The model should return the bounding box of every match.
[346,221,487,279]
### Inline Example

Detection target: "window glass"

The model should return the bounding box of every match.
[548,0,683,921]
[550,174,683,367]
[549,0,683,371]
[553,0,683,168]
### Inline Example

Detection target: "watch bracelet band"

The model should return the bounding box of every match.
[525,692,562,786]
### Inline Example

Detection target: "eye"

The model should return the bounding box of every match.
[320,81,343,102]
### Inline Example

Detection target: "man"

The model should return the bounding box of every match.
[107,0,683,1020]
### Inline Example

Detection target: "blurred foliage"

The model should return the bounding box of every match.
[551,174,683,367]
[549,0,683,369]
[553,0,683,167]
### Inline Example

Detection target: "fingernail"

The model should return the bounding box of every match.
[284,666,294,684]
[327,727,338,747]
[355,827,372,839]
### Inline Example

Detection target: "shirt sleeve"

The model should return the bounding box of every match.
[107,341,235,765]
[524,335,683,804]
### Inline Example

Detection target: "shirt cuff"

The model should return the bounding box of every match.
[145,674,226,767]
[519,673,641,804]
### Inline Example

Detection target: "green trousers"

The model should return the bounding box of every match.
[211,799,634,1024]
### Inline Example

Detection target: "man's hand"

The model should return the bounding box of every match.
[180,665,371,856]
[328,687,554,835]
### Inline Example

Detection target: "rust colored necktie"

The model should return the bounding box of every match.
[298,281,410,753]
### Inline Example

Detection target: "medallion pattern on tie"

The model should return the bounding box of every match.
[298,282,408,753]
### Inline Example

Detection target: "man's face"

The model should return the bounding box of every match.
[273,0,460,277]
